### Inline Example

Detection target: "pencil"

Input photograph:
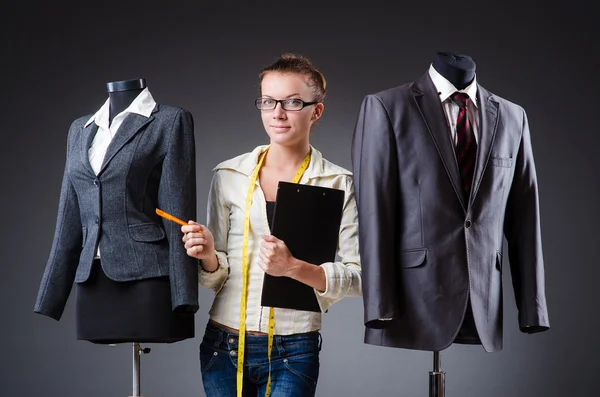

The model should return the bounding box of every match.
[155,207,201,233]
[156,208,188,226]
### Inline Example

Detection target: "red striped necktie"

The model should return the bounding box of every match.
[451,92,477,198]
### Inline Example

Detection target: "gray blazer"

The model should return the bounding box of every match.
[351,72,549,353]
[34,104,198,321]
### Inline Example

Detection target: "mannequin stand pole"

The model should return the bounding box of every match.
[428,351,445,397]
[129,342,151,397]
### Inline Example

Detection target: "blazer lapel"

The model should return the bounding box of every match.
[470,87,499,203]
[413,73,466,211]
[80,122,98,176]
[97,105,157,176]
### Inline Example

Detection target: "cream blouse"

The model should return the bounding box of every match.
[199,145,362,335]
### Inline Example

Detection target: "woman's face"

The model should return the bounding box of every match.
[259,72,323,147]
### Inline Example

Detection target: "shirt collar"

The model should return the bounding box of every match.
[84,87,156,128]
[214,144,347,180]
[428,64,478,107]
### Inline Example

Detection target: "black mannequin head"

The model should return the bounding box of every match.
[432,52,476,90]
[106,78,147,125]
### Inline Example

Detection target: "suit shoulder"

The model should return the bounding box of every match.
[480,86,526,114]
[374,81,413,98]
[363,82,414,107]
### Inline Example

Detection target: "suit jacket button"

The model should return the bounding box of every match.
[93,179,99,186]
[229,350,237,357]
[465,220,472,228]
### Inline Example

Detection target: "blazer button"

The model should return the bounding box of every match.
[229,350,237,357]
[93,179,99,186]
[465,220,472,228]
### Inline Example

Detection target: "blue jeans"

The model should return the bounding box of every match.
[199,321,322,397]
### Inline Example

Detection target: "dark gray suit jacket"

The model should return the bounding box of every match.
[351,72,549,353]
[34,104,198,321]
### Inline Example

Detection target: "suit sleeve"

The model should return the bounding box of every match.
[34,123,84,321]
[503,107,550,333]
[351,94,399,329]
[158,109,199,314]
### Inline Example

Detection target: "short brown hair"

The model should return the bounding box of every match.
[259,53,327,103]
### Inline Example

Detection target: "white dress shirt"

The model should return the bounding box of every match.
[84,88,157,257]
[428,64,480,145]
[199,145,362,335]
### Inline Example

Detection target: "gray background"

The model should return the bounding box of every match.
[2,1,597,396]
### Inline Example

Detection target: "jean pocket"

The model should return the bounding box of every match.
[282,352,319,392]
[199,341,220,373]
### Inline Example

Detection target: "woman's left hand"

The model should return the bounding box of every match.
[259,234,298,277]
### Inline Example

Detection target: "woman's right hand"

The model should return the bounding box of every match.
[181,221,215,261]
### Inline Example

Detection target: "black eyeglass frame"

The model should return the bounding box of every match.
[255,98,319,111]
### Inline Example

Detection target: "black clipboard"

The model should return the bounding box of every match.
[261,181,345,312]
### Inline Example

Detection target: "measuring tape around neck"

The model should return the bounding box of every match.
[237,145,311,397]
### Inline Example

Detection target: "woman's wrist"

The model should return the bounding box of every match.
[199,250,220,273]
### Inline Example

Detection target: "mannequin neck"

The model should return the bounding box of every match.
[106,78,147,125]
[432,52,476,90]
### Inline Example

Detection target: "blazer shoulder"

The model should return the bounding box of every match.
[155,104,194,120]
[71,114,93,129]
[65,114,93,143]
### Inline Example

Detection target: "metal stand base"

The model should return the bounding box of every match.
[428,351,445,397]
[128,342,151,397]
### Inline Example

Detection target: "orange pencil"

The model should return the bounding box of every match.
[156,208,202,233]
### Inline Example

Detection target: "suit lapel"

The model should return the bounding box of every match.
[470,87,499,203]
[413,73,466,211]
[80,122,98,176]
[97,105,157,176]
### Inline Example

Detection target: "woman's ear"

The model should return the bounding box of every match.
[312,103,324,121]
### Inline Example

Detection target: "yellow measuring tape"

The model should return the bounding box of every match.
[237,145,311,397]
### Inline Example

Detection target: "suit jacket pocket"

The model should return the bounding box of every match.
[491,156,512,168]
[399,248,427,268]
[129,223,166,242]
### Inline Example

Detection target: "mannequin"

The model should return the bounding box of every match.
[75,78,194,344]
[107,78,147,124]
[35,78,198,345]
[352,51,549,396]
[431,52,476,90]
[350,49,549,355]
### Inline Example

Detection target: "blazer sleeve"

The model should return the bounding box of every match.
[34,122,84,320]
[158,108,199,314]
[351,94,400,329]
[503,107,550,333]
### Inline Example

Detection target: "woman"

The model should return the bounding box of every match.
[182,53,361,397]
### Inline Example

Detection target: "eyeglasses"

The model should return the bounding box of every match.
[255,98,319,111]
